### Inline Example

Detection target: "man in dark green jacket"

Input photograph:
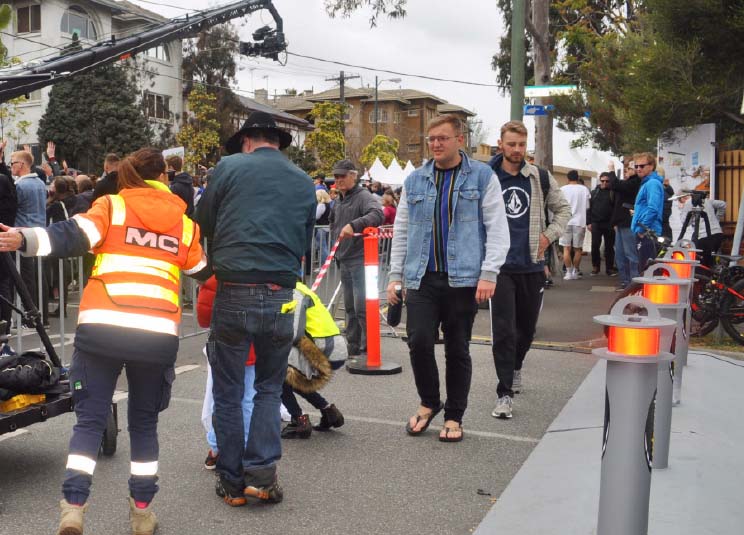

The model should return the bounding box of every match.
[195,111,316,507]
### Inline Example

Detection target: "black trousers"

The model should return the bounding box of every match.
[405,272,477,423]
[591,223,615,272]
[281,381,328,418]
[490,271,545,398]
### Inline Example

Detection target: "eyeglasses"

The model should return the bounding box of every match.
[599,180,608,183]
[634,163,651,169]
[425,135,455,144]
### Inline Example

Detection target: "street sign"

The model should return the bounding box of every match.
[523,104,548,116]
[524,85,577,98]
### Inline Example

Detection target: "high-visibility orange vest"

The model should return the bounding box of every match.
[74,190,206,336]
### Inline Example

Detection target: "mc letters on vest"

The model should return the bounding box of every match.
[125,227,180,255]
[87,194,193,318]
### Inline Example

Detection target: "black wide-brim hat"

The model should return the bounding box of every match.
[225,110,293,154]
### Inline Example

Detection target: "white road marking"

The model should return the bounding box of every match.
[0,429,29,443]
[175,364,200,375]
[111,365,201,403]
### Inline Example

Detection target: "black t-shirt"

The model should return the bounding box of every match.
[496,165,543,273]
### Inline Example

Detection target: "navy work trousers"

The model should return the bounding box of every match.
[63,349,174,504]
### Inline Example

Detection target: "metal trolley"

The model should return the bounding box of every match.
[0,252,118,456]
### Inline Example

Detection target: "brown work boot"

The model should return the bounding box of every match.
[128,497,158,535]
[57,499,88,535]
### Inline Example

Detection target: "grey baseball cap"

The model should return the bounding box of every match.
[332,159,356,175]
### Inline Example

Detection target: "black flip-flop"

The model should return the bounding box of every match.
[438,425,464,443]
[405,403,444,436]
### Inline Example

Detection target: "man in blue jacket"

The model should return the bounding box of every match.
[630,152,664,271]
[387,114,510,443]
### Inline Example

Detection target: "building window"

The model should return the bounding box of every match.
[368,110,389,124]
[146,45,170,62]
[427,108,436,120]
[407,108,419,117]
[393,112,401,124]
[407,143,420,153]
[60,7,98,40]
[143,92,171,120]
[17,5,41,33]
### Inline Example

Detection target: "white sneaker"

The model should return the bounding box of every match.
[491,396,513,419]
[563,270,574,280]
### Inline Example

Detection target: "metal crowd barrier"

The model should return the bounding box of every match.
[306,225,395,317]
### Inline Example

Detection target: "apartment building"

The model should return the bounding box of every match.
[274,86,474,167]
[2,0,182,160]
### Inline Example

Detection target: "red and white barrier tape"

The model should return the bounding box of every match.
[311,237,342,291]
[310,226,394,291]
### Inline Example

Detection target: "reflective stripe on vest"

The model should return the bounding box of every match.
[93,253,180,285]
[110,195,126,225]
[182,216,194,247]
[105,282,179,307]
[78,309,178,336]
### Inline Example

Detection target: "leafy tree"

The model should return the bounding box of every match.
[324,0,406,26]
[304,102,346,175]
[38,63,151,172]
[555,0,744,153]
[360,134,399,168]
[176,84,221,171]
[286,145,318,174]
[182,24,245,146]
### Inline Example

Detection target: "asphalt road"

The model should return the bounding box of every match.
[0,333,596,535]
[0,262,615,534]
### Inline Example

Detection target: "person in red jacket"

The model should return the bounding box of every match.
[197,275,256,470]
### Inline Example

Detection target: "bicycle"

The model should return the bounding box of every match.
[612,226,744,343]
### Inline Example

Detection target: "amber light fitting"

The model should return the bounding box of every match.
[607,326,660,357]
[642,283,680,305]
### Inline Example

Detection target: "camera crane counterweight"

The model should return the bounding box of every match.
[0,0,287,103]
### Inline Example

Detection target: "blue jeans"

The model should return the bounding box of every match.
[204,363,255,453]
[614,226,638,287]
[339,261,367,355]
[207,283,295,489]
[315,227,329,265]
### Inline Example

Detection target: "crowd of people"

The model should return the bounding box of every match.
[0,110,729,535]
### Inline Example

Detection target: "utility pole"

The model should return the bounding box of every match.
[529,0,553,170]
[510,0,526,121]
[326,70,360,137]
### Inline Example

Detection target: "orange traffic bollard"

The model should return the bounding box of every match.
[346,227,402,376]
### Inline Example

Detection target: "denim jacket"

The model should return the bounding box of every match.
[389,151,510,290]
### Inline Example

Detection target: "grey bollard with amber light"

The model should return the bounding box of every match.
[632,263,689,469]
[593,296,675,535]
[661,245,699,404]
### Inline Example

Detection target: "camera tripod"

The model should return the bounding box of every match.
[678,202,711,244]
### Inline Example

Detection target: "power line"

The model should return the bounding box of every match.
[286,51,500,88]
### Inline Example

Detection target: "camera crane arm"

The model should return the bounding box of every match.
[0,0,287,103]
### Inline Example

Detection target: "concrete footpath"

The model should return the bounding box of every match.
[475,350,744,535]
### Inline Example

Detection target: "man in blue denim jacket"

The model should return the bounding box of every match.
[387,115,510,443]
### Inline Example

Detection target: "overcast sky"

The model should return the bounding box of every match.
[131,0,512,145]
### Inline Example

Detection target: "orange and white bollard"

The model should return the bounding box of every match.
[346,227,402,375]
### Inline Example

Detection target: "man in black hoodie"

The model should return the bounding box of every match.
[92,153,120,201]
[166,155,194,217]
[588,171,616,276]
[608,162,641,290]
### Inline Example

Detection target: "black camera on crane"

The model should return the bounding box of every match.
[239,25,287,61]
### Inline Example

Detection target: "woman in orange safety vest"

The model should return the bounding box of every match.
[0,147,209,535]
